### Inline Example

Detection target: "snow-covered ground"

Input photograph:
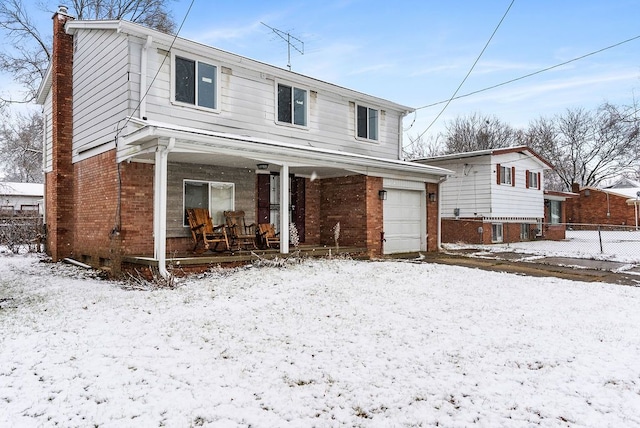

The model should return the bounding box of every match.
[445,230,640,264]
[1,253,640,427]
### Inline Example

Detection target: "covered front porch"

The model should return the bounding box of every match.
[117,118,449,276]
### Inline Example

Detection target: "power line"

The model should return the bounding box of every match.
[412,0,515,143]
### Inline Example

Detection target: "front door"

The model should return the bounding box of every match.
[257,173,305,243]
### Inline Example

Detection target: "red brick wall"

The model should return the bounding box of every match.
[72,152,154,272]
[365,177,383,257]
[119,160,154,255]
[47,11,75,261]
[426,182,439,251]
[567,189,637,227]
[319,175,367,247]
[441,219,485,244]
[304,178,321,245]
[318,175,383,255]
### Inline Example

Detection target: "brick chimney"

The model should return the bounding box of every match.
[46,5,75,261]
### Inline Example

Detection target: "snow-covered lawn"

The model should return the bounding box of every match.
[445,230,640,264]
[1,254,640,427]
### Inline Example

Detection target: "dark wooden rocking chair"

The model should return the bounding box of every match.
[186,208,229,253]
[223,210,257,250]
[258,223,280,249]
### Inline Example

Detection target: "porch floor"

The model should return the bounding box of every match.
[122,245,369,269]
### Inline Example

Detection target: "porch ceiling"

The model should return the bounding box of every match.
[119,118,452,182]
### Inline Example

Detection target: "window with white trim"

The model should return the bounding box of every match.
[549,200,561,225]
[174,56,217,110]
[499,165,512,185]
[277,84,307,126]
[183,180,234,226]
[356,105,378,141]
[527,170,539,189]
[492,223,503,243]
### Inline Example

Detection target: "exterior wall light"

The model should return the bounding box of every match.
[256,163,269,170]
[378,190,387,200]
[428,192,437,202]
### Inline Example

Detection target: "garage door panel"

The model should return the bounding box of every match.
[383,189,424,254]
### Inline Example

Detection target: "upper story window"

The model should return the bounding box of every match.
[497,164,513,185]
[175,56,217,110]
[277,84,307,126]
[527,170,540,189]
[356,105,378,141]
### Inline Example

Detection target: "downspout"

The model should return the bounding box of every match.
[154,137,175,278]
[280,163,290,254]
[140,35,152,119]
[437,174,448,250]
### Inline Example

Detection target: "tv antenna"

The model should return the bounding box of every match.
[261,22,304,71]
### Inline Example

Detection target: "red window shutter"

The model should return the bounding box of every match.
[496,164,501,184]
[526,170,530,188]
[537,172,541,190]
[257,173,270,224]
[511,166,516,186]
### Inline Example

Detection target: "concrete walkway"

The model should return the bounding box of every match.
[422,251,640,286]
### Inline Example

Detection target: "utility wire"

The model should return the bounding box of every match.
[412,0,515,143]
[415,33,640,112]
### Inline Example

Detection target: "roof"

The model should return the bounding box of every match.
[414,146,554,170]
[0,182,44,197]
[579,185,640,200]
[38,19,414,114]
[119,118,452,181]
[544,190,578,201]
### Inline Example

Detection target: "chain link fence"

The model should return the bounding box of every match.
[0,214,45,254]
[442,222,640,264]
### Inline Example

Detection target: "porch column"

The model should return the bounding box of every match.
[280,163,290,254]
[153,137,174,277]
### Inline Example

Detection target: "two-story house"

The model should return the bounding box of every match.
[415,146,553,244]
[36,7,450,276]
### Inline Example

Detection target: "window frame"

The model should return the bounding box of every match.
[492,223,504,243]
[183,179,235,227]
[526,170,540,189]
[172,53,220,112]
[355,104,379,142]
[275,82,309,128]
[549,200,561,225]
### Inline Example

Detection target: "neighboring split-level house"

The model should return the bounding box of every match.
[415,146,553,244]
[36,7,450,276]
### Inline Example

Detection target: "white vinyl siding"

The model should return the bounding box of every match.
[72,29,129,161]
[128,35,403,161]
[429,152,545,220]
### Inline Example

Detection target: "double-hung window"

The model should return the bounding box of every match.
[356,105,378,141]
[492,223,504,243]
[277,84,307,126]
[497,164,514,186]
[175,56,217,110]
[527,170,540,189]
[183,180,234,226]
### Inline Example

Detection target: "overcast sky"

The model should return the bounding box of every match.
[4,0,640,143]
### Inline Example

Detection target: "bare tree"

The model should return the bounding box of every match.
[0,0,175,106]
[403,133,444,160]
[441,113,519,154]
[524,104,640,191]
[0,110,43,182]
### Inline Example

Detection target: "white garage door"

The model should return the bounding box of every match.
[383,188,424,254]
